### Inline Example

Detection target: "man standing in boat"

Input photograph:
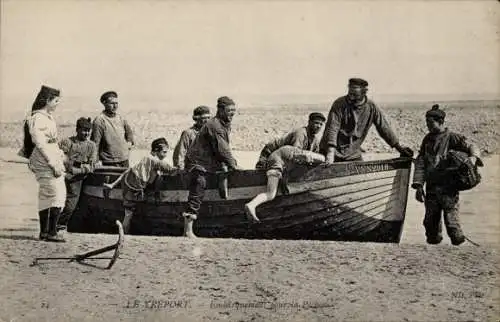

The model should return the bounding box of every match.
[173,105,212,169]
[255,112,326,169]
[91,91,135,167]
[182,96,240,238]
[319,78,413,163]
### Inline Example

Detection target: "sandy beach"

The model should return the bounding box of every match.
[0,148,498,322]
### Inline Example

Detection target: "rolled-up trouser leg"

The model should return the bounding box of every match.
[185,170,207,216]
[59,179,83,229]
[441,191,465,245]
[255,148,271,169]
[423,190,443,244]
[122,208,134,234]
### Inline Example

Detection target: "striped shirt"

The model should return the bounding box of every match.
[320,96,399,161]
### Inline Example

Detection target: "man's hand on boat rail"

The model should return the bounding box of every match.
[394,143,414,158]
[324,147,335,165]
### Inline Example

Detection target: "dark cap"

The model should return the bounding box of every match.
[193,105,211,119]
[308,112,326,122]
[348,78,369,87]
[151,137,169,152]
[40,85,61,97]
[216,96,235,109]
[426,104,446,121]
[100,91,118,104]
[76,117,92,130]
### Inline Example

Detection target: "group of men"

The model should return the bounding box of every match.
[59,77,481,245]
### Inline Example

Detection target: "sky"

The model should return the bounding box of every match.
[0,0,499,113]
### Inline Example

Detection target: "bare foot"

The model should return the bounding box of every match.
[184,231,198,239]
[244,204,261,223]
[103,183,114,190]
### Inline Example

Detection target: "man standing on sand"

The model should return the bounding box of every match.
[255,112,326,169]
[411,104,482,245]
[182,96,240,238]
[319,78,413,163]
[91,91,135,167]
[173,105,211,169]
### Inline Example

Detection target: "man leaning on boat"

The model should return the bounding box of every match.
[255,112,326,169]
[182,96,241,238]
[319,78,414,163]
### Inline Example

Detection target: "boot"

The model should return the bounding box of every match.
[46,207,66,243]
[38,209,49,241]
[426,236,443,245]
[57,211,69,232]
[182,212,197,238]
[450,234,466,246]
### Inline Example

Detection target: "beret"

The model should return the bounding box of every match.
[76,117,92,129]
[308,112,326,122]
[100,91,118,104]
[151,137,169,151]
[216,96,235,109]
[348,78,369,87]
[193,105,211,119]
[426,104,446,120]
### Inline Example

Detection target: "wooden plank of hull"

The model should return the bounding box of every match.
[71,158,411,242]
[82,168,401,203]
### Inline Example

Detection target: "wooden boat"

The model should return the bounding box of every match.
[69,157,412,243]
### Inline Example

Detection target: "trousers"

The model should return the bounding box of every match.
[424,186,465,244]
[185,169,207,216]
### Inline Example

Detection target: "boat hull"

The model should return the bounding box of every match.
[70,157,412,243]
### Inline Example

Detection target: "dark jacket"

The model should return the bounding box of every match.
[412,129,481,188]
[185,115,238,173]
[319,96,399,161]
[172,126,199,169]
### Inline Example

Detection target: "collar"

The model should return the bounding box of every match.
[32,109,53,120]
[346,96,367,108]
[103,110,117,117]
[215,114,231,128]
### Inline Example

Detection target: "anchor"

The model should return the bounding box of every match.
[31,220,124,269]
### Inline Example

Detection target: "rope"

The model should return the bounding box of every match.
[464,236,480,247]
[123,170,145,199]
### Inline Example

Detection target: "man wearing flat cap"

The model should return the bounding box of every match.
[182,96,240,238]
[320,78,413,163]
[91,91,135,167]
[412,104,482,245]
[173,105,212,169]
[255,112,326,169]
